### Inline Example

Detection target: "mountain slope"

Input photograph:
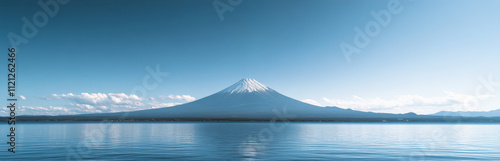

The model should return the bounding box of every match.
[81,78,425,120]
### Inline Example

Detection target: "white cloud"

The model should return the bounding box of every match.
[16,93,198,116]
[15,106,74,116]
[49,93,143,105]
[75,104,95,110]
[19,95,26,100]
[149,102,183,109]
[322,92,496,114]
[301,99,322,106]
[162,95,196,102]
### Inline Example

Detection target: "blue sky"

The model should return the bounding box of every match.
[1,0,500,115]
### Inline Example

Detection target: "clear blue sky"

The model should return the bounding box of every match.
[1,0,500,115]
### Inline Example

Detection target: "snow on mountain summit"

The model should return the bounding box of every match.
[220,78,271,94]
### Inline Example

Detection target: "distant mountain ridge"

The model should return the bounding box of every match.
[433,109,500,117]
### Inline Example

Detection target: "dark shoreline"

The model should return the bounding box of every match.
[5,116,500,123]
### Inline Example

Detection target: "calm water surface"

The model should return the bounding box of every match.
[3,122,500,160]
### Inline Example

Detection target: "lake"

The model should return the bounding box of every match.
[3,122,500,160]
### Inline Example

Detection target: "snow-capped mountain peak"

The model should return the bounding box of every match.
[220,78,270,94]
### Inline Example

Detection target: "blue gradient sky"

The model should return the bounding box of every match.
[1,0,500,115]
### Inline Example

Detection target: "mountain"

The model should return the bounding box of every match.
[75,78,431,121]
[433,110,500,117]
